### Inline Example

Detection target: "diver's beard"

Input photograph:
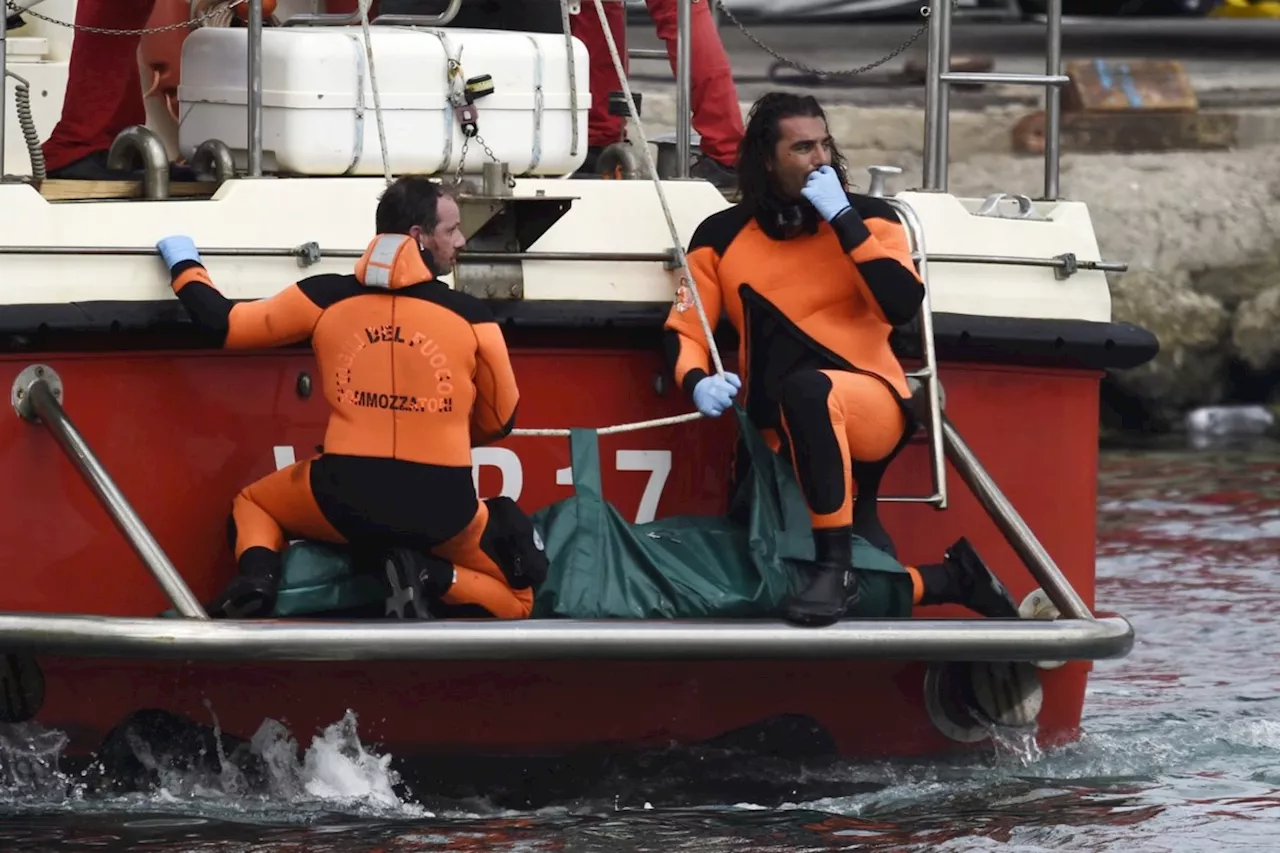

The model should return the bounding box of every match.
[419,244,448,278]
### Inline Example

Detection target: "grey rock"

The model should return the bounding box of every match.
[1231,284,1280,373]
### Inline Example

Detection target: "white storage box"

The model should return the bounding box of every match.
[176,26,592,176]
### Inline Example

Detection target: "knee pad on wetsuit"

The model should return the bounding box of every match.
[480,496,549,590]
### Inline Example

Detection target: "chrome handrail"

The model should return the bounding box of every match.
[11,366,209,620]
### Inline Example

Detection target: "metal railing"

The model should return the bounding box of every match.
[874,187,948,510]
[0,244,678,266]
[0,610,1131,661]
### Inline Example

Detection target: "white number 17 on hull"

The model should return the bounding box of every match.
[272,446,672,525]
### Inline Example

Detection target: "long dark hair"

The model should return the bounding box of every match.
[736,92,850,228]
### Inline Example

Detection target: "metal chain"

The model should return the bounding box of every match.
[454,136,471,186]
[4,0,241,35]
[452,130,517,188]
[713,0,931,78]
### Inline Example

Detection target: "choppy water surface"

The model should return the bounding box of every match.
[1,437,1278,852]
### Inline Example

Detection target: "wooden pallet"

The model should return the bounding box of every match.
[35,180,221,202]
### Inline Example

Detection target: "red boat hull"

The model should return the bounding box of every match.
[0,346,1102,759]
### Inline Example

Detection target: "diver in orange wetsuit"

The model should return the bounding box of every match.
[154,176,545,620]
[663,92,1020,627]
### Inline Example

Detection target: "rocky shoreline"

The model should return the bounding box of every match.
[634,92,1280,431]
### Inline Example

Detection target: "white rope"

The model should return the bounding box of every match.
[558,0,580,157]
[508,0,732,438]
[511,411,702,438]
[357,0,394,185]
[583,0,725,379]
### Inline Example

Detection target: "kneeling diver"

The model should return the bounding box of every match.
[155,175,545,620]
[664,92,1020,627]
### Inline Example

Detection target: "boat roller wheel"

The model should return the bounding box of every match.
[1018,588,1067,670]
[595,143,644,181]
[923,660,1044,744]
[0,652,45,724]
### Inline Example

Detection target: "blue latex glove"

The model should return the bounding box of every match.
[692,372,741,418]
[156,235,202,269]
[800,165,852,222]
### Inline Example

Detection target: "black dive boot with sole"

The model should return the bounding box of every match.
[783,527,863,628]
[916,537,1020,618]
[206,546,280,619]
[383,547,456,620]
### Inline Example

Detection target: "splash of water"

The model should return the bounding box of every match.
[0,709,429,820]
[0,722,73,800]
[298,710,415,810]
[988,725,1045,767]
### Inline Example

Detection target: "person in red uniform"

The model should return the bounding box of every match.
[571,0,743,189]
[663,92,1020,627]
[40,0,277,181]
[153,176,546,620]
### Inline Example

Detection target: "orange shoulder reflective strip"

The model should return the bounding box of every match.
[354,234,433,290]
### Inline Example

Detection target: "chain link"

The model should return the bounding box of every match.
[713,0,931,79]
[4,0,241,35]
[452,129,517,189]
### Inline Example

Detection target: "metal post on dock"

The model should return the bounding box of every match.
[11,366,210,620]
[674,0,692,178]
[922,0,951,191]
[941,416,1093,621]
[247,0,265,177]
[1043,0,1063,200]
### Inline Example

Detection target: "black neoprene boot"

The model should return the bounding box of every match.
[382,547,456,620]
[206,546,280,619]
[915,537,1020,618]
[783,526,863,628]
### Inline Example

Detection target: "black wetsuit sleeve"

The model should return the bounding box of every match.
[828,198,925,327]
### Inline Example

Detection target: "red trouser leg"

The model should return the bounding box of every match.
[645,0,743,167]
[569,0,629,149]
[41,0,156,174]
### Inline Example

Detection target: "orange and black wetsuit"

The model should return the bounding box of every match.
[664,193,924,551]
[168,233,535,619]
[666,195,1024,626]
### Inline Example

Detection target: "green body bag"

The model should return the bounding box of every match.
[530,406,913,620]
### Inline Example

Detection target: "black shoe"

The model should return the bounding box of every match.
[45,149,199,182]
[570,146,605,179]
[205,572,278,619]
[689,154,738,192]
[783,526,861,627]
[942,537,1020,619]
[383,547,457,620]
[784,564,862,627]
